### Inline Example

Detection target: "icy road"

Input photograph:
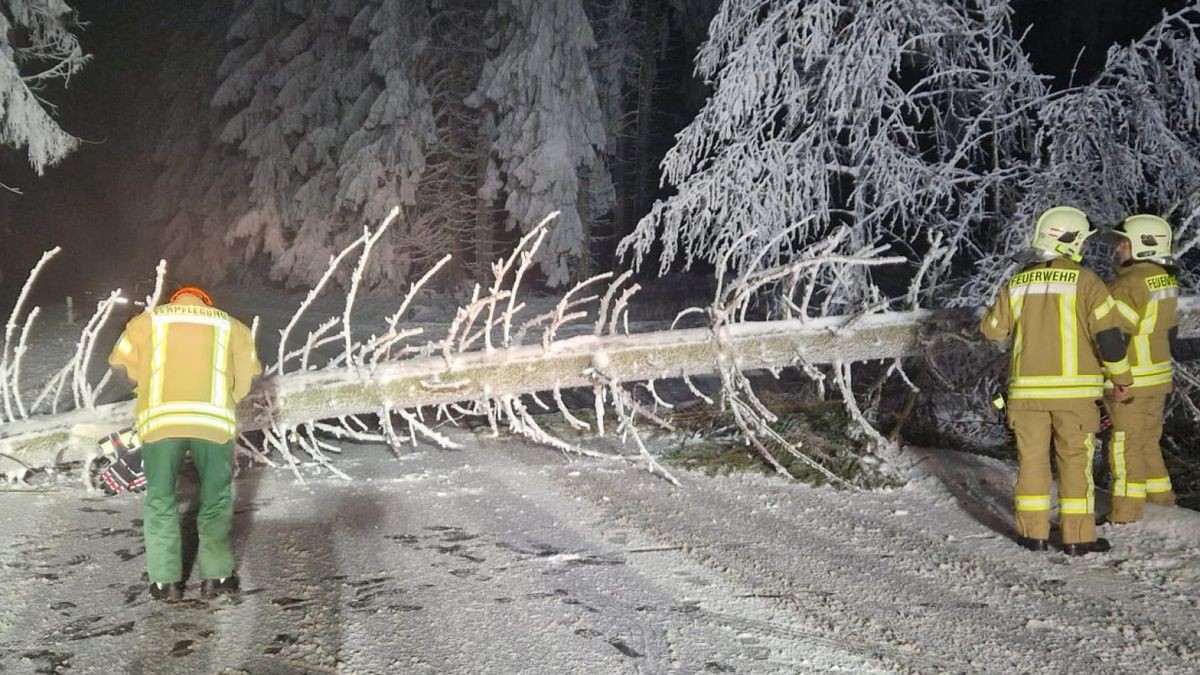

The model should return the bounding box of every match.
[0,433,1198,674]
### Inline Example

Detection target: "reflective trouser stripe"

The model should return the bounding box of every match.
[1060,498,1091,515]
[1146,476,1173,493]
[1016,495,1051,511]
[1126,482,1146,498]
[1084,433,1095,514]
[1111,431,1128,497]
[1061,434,1096,515]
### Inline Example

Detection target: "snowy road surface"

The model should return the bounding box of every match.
[0,434,1198,674]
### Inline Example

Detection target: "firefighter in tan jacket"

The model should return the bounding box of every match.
[981,207,1134,555]
[1105,215,1179,523]
[108,286,261,601]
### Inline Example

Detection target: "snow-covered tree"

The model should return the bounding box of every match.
[620,0,1045,312]
[130,0,509,289]
[0,0,87,175]
[469,0,612,286]
[966,5,1200,301]
[582,0,637,256]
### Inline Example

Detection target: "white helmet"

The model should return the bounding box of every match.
[1030,206,1094,262]
[1113,214,1173,263]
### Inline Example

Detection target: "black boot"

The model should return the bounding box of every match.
[1062,538,1112,556]
[200,574,240,599]
[148,581,184,602]
[1016,536,1048,552]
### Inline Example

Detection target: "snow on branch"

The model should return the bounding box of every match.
[3,208,975,487]
[621,0,1042,311]
[0,0,89,173]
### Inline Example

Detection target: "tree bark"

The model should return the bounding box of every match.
[7,298,1200,473]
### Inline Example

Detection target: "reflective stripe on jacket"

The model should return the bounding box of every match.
[1109,262,1178,394]
[980,257,1134,402]
[108,295,262,443]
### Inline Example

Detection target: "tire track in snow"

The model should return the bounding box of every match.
[522,444,1200,674]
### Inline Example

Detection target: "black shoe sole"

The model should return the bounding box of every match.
[149,584,184,602]
[1062,539,1112,556]
[1016,537,1049,552]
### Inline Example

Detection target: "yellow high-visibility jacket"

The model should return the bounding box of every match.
[108,295,261,444]
[981,257,1134,406]
[1109,261,1178,395]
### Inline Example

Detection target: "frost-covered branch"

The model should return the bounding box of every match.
[0,0,89,173]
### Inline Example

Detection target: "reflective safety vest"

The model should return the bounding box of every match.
[1109,262,1178,394]
[981,257,1134,403]
[108,295,261,444]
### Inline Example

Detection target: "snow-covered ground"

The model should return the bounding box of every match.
[0,431,1197,674]
[5,279,1199,673]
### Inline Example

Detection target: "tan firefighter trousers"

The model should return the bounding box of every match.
[1009,404,1099,544]
[1107,393,1175,522]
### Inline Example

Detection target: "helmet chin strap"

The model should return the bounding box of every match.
[1053,243,1083,262]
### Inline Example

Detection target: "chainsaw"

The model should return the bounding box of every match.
[94,428,146,495]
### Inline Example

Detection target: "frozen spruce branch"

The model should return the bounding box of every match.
[706,229,908,483]
[0,0,89,174]
[621,0,1043,309]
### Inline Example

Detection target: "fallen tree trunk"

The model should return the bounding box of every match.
[4,299,1199,473]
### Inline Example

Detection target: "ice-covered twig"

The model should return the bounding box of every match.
[594,270,633,336]
[263,425,305,483]
[609,385,681,486]
[71,290,123,410]
[366,254,451,367]
[296,424,352,481]
[342,207,400,368]
[146,259,168,309]
[553,381,591,431]
[2,248,60,423]
[277,230,369,376]
[498,219,552,347]
[397,408,463,450]
[907,231,947,310]
[501,395,622,461]
[833,361,893,455]
[8,305,40,420]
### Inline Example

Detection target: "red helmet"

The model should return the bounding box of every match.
[169,285,214,306]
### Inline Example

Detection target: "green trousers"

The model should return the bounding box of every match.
[142,438,235,584]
